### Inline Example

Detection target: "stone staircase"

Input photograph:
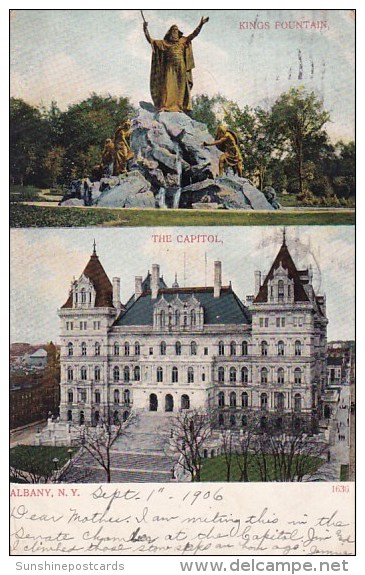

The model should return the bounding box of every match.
[62,412,177,483]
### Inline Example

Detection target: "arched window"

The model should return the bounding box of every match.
[81,342,87,356]
[160,341,166,356]
[187,367,194,383]
[278,280,284,302]
[134,366,140,381]
[229,367,237,383]
[218,341,225,356]
[275,392,285,410]
[157,367,163,383]
[183,313,188,327]
[230,414,236,427]
[175,309,180,325]
[294,368,302,385]
[218,391,225,407]
[67,342,73,356]
[81,366,87,380]
[190,341,197,356]
[135,342,140,356]
[260,393,268,409]
[175,341,182,356]
[114,389,120,404]
[261,341,268,356]
[241,367,248,384]
[67,367,73,381]
[160,310,166,328]
[95,342,100,356]
[95,390,101,404]
[295,340,302,356]
[81,288,86,304]
[230,391,237,407]
[218,413,225,426]
[294,393,302,413]
[241,341,248,356]
[218,367,225,383]
[124,389,130,405]
[242,392,248,408]
[230,341,236,356]
[94,366,101,381]
[191,309,196,326]
[277,367,285,385]
[113,366,120,382]
[277,340,285,356]
[124,342,130,356]
[242,414,247,427]
[114,342,119,356]
[172,366,178,383]
[181,394,190,409]
[67,409,72,422]
[67,390,73,403]
[124,366,130,382]
[261,367,268,384]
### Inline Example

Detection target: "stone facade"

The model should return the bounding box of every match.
[58,239,328,433]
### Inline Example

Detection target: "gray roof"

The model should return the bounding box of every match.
[115,287,251,327]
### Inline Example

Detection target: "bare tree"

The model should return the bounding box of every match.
[220,428,235,482]
[234,412,261,482]
[74,412,138,483]
[168,409,213,482]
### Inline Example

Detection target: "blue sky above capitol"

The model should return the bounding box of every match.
[10,227,354,344]
[10,9,354,142]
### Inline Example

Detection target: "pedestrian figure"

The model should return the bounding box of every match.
[327,450,331,462]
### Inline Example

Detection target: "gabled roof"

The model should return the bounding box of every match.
[254,241,310,303]
[62,251,113,308]
[115,286,251,327]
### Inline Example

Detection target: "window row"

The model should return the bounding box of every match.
[156,309,201,328]
[260,340,303,356]
[67,388,131,405]
[218,366,249,383]
[259,367,303,385]
[217,413,303,429]
[67,365,141,382]
[217,391,302,411]
[66,409,130,425]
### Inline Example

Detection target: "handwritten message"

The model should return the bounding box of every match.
[10,483,354,556]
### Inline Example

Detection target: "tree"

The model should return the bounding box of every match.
[168,409,213,482]
[219,428,235,482]
[269,87,330,196]
[75,412,138,483]
[10,446,68,483]
[43,146,66,188]
[10,98,49,185]
[191,94,227,136]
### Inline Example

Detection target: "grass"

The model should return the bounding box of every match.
[10,445,71,476]
[200,453,324,482]
[10,204,355,227]
[340,464,349,481]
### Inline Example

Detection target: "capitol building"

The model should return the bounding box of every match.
[58,235,328,433]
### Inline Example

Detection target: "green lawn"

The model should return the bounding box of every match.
[200,453,324,482]
[10,204,355,227]
[10,445,71,481]
[340,464,349,481]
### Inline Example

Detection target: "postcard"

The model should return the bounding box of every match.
[9,8,356,562]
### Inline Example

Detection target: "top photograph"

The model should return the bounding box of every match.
[10,9,355,227]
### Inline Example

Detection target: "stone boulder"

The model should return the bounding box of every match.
[95,171,155,209]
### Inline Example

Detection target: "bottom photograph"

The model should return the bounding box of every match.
[10,226,354,486]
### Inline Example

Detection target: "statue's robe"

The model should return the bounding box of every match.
[150,36,195,112]
[113,126,134,176]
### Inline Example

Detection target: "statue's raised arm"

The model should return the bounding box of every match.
[145,16,210,112]
[185,16,209,43]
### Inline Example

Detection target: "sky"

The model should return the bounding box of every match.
[10,226,354,344]
[10,9,355,142]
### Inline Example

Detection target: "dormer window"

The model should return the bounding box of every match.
[278,280,284,302]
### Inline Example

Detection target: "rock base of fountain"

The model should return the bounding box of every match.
[59,102,279,211]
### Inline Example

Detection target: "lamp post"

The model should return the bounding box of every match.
[52,457,59,483]
[67,449,73,461]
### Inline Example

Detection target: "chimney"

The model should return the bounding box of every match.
[135,276,143,300]
[214,261,222,298]
[254,270,261,296]
[151,264,160,299]
[112,277,121,310]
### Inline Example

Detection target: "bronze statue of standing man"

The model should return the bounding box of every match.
[143,15,209,113]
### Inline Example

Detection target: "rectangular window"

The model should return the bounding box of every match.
[149,347,153,355]
[202,373,206,381]
[293,317,298,326]
[281,318,285,327]
[276,318,280,327]
[260,318,264,327]
[93,321,100,330]
[79,321,87,330]
[265,318,269,327]
[204,347,208,356]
